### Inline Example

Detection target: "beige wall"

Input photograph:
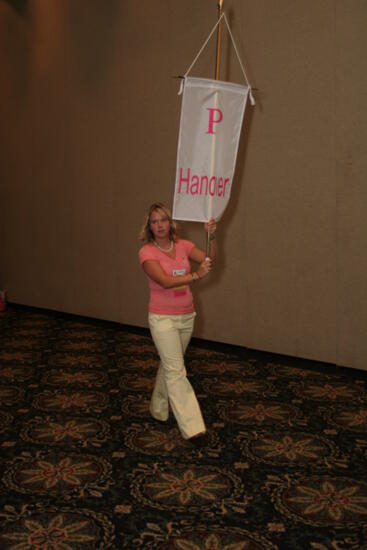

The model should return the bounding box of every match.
[1,1,366,369]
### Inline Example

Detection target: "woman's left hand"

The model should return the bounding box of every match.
[204,218,217,235]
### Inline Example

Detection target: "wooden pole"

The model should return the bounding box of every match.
[207,0,224,257]
[215,0,224,80]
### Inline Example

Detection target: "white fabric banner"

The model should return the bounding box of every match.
[172,77,249,222]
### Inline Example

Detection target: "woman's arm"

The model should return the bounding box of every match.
[142,259,212,289]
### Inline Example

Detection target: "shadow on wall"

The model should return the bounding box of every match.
[0,0,125,90]
[2,0,27,16]
[0,0,32,101]
[64,0,124,89]
[191,103,255,340]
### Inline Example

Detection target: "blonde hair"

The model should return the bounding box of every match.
[139,202,179,243]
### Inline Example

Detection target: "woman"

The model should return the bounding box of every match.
[139,202,216,440]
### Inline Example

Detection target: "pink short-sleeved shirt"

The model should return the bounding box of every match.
[139,239,195,315]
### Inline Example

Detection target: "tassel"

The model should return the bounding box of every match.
[178,78,185,96]
[249,88,256,106]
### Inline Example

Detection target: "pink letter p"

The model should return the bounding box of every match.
[206,108,223,134]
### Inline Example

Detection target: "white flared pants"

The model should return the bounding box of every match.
[148,312,206,439]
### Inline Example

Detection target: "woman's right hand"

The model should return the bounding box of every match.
[197,257,212,279]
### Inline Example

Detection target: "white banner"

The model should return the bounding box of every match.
[172,77,249,222]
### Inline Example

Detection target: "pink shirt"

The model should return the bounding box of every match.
[139,239,195,315]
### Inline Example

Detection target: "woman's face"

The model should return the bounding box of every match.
[149,209,170,240]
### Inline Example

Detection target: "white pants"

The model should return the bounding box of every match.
[148,312,206,439]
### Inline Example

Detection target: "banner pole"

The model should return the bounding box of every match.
[207,0,224,257]
[215,0,224,80]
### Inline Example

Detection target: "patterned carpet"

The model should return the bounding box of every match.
[0,304,367,549]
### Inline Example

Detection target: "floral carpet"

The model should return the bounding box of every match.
[0,304,367,549]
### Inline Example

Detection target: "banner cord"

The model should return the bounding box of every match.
[179,12,255,105]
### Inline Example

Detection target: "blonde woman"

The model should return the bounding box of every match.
[139,202,216,440]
